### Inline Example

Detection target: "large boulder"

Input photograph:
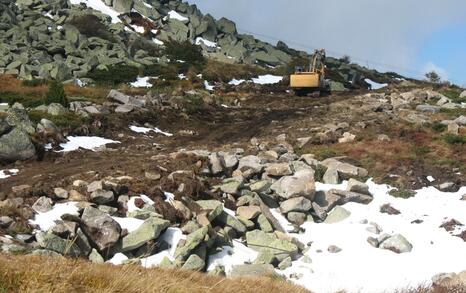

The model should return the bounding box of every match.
[5,108,35,134]
[36,231,81,257]
[217,17,237,35]
[271,169,315,200]
[320,158,368,179]
[245,230,298,259]
[175,226,208,260]
[121,217,170,252]
[80,207,121,252]
[280,197,312,213]
[0,127,36,162]
[112,0,132,13]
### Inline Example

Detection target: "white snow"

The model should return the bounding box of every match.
[204,80,215,91]
[426,175,435,182]
[365,78,388,90]
[142,1,152,8]
[0,169,19,179]
[129,125,173,137]
[69,0,121,23]
[140,228,185,267]
[195,37,217,48]
[270,208,295,232]
[163,191,175,203]
[112,216,144,233]
[228,79,246,86]
[55,136,120,152]
[76,79,86,87]
[29,202,79,231]
[107,253,128,265]
[152,38,164,45]
[207,240,258,273]
[280,180,466,293]
[178,73,187,80]
[130,76,153,88]
[130,24,145,34]
[251,74,283,85]
[127,194,155,213]
[167,10,188,22]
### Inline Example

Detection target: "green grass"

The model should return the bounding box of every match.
[443,134,466,145]
[430,121,447,133]
[440,88,466,104]
[28,110,88,129]
[389,188,416,199]
[314,164,327,182]
[87,65,140,86]
[0,92,43,108]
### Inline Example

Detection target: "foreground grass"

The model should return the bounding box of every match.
[0,254,309,293]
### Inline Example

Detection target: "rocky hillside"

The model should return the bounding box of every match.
[1,0,405,89]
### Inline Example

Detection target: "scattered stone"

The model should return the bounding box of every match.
[32,196,53,213]
[175,227,208,260]
[257,214,274,233]
[121,217,170,252]
[327,245,342,253]
[416,104,440,114]
[287,212,306,226]
[338,132,355,143]
[367,237,379,248]
[90,190,114,205]
[89,248,104,263]
[145,171,161,180]
[380,203,401,215]
[379,234,413,253]
[236,206,261,220]
[229,264,276,278]
[324,206,351,224]
[181,254,205,271]
[265,163,292,177]
[323,168,339,184]
[346,179,370,195]
[36,231,81,257]
[280,197,312,213]
[245,230,298,259]
[277,256,292,270]
[219,177,244,195]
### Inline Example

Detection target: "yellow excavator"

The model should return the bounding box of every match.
[290,49,329,96]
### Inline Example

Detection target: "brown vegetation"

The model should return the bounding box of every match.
[0,253,309,293]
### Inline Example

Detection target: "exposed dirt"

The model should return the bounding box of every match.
[1,90,464,199]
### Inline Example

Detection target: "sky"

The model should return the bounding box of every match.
[186,0,466,86]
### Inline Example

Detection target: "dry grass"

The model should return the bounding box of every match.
[0,253,309,293]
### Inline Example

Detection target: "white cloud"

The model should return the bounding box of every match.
[423,62,448,81]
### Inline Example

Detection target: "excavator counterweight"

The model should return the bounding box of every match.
[290,49,329,96]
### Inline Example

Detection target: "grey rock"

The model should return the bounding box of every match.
[237,155,263,177]
[379,234,413,253]
[196,200,223,221]
[280,197,312,213]
[53,187,69,199]
[121,217,170,251]
[346,179,370,195]
[175,226,208,260]
[90,189,114,204]
[416,104,440,114]
[454,115,466,126]
[89,248,104,263]
[324,206,351,223]
[323,168,339,184]
[32,196,53,213]
[0,127,36,162]
[277,256,292,270]
[287,212,306,226]
[216,211,247,234]
[115,104,134,113]
[229,264,276,278]
[320,158,368,179]
[47,103,68,116]
[245,230,298,258]
[5,108,35,134]
[236,206,261,220]
[181,253,205,271]
[81,207,121,251]
[265,163,292,177]
[328,245,342,253]
[271,169,315,200]
[36,231,81,257]
[219,177,244,195]
[257,214,273,233]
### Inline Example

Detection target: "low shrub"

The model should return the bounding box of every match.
[28,110,86,129]
[183,94,205,114]
[314,164,328,182]
[87,65,140,86]
[163,40,206,70]
[443,134,466,145]
[430,121,447,132]
[389,188,416,199]
[22,79,48,87]
[68,14,115,42]
[43,81,68,107]
[0,92,43,108]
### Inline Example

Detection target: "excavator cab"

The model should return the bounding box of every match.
[290,49,329,96]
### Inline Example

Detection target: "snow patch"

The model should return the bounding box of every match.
[51,136,120,152]
[204,80,214,91]
[207,241,258,273]
[107,253,128,265]
[281,180,466,293]
[365,78,388,90]
[130,76,153,88]
[0,169,19,179]
[167,10,188,22]
[152,38,164,45]
[130,24,145,34]
[129,126,173,137]
[228,79,246,86]
[140,228,185,267]
[252,75,283,85]
[69,0,121,23]
[195,37,217,48]
[112,217,144,233]
[30,202,79,231]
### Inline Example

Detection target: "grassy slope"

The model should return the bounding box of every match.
[0,254,309,293]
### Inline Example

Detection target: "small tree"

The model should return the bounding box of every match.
[425,71,441,83]
[44,80,68,106]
